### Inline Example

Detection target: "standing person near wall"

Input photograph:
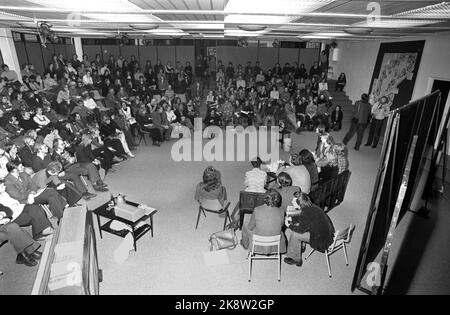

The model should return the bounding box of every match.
[342,93,372,151]
[365,96,391,148]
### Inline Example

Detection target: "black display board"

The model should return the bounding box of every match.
[352,90,442,294]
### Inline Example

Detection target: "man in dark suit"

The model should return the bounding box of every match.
[151,105,172,141]
[18,136,35,168]
[4,162,67,219]
[343,93,372,151]
[0,221,42,267]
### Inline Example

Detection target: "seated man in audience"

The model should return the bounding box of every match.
[99,115,135,158]
[240,189,286,253]
[4,162,67,219]
[244,157,267,193]
[18,136,36,168]
[277,153,311,194]
[284,193,335,267]
[52,138,108,193]
[151,105,172,142]
[275,172,301,213]
[0,180,54,240]
[0,219,43,267]
[32,142,95,200]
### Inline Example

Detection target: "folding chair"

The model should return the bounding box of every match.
[136,124,151,145]
[232,191,266,230]
[305,225,355,277]
[248,234,282,282]
[195,200,231,230]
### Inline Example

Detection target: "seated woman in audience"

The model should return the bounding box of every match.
[277,153,311,194]
[43,72,58,90]
[32,161,84,205]
[330,105,343,131]
[315,133,339,181]
[333,143,349,174]
[244,157,267,193]
[135,103,163,146]
[194,166,227,211]
[240,189,286,253]
[87,124,123,166]
[284,193,335,267]
[335,73,347,92]
[275,172,301,213]
[100,115,135,158]
[33,106,51,130]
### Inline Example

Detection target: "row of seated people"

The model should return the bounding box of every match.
[203,93,344,132]
[194,165,338,267]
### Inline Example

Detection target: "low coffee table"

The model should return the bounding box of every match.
[93,200,157,251]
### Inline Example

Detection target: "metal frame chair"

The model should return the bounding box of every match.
[232,191,266,230]
[195,200,231,230]
[248,234,282,282]
[136,123,152,145]
[305,225,355,277]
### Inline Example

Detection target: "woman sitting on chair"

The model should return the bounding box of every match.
[284,193,335,267]
[240,189,286,254]
[194,166,227,211]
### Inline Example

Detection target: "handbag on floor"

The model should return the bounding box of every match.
[209,228,238,251]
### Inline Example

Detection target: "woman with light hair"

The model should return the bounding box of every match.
[315,133,339,181]
[194,166,227,211]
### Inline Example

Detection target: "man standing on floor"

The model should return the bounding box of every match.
[365,96,391,148]
[343,93,372,151]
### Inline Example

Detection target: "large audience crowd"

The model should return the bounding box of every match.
[0,50,350,270]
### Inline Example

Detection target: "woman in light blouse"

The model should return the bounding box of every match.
[315,133,339,181]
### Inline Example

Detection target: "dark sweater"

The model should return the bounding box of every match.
[290,205,335,252]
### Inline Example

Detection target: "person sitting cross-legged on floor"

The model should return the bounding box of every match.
[240,189,286,253]
[284,193,335,267]
[4,162,67,220]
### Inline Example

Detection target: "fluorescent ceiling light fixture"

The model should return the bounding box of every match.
[305,32,349,37]
[172,23,225,30]
[145,29,187,35]
[225,15,293,24]
[395,2,450,19]
[225,0,334,15]
[201,34,225,38]
[238,25,267,32]
[130,24,159,31]
[355,19,441,28]
[85,13,159,23]
[27,0,141,12]
[225,29,265,37]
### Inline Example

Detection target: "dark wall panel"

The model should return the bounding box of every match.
[25,42,45,74]
[14,42,28,69]
[139,46,158,68]
[258,47,278,71]
[101,45,120,64]
[157,46,176,68]
[83,45,102,63]
[121,46,139,65]
[279,48,299,67]
[299,48,319,70]
[66,44,76,59]
[41,45,54,69]
[175,46,194,68]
